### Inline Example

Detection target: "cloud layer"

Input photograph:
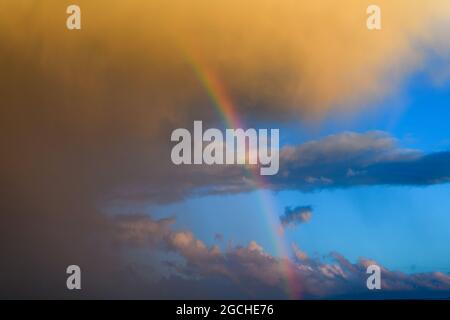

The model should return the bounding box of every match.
[273,132,450,191]
[116,215,450,299]
[153,131,450,200]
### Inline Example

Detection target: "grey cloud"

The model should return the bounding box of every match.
[114,131,450,204]
[172,131,450,199]
[273,132,450,191]
[280,206,313,228]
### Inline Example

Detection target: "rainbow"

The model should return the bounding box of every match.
[185,48,301,299]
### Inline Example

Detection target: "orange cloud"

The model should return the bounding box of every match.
[1,0,450,123]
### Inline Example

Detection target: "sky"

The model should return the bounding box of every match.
[1,0,450,299]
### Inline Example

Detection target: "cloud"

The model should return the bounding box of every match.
[273,131,450,191]
[2,0,450,121]
[186,131,450,197]
[280,206,313,228]
[117,215,450,299]
[292,243,308,261]
[116,214,175,247]
[159,131,450,199]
